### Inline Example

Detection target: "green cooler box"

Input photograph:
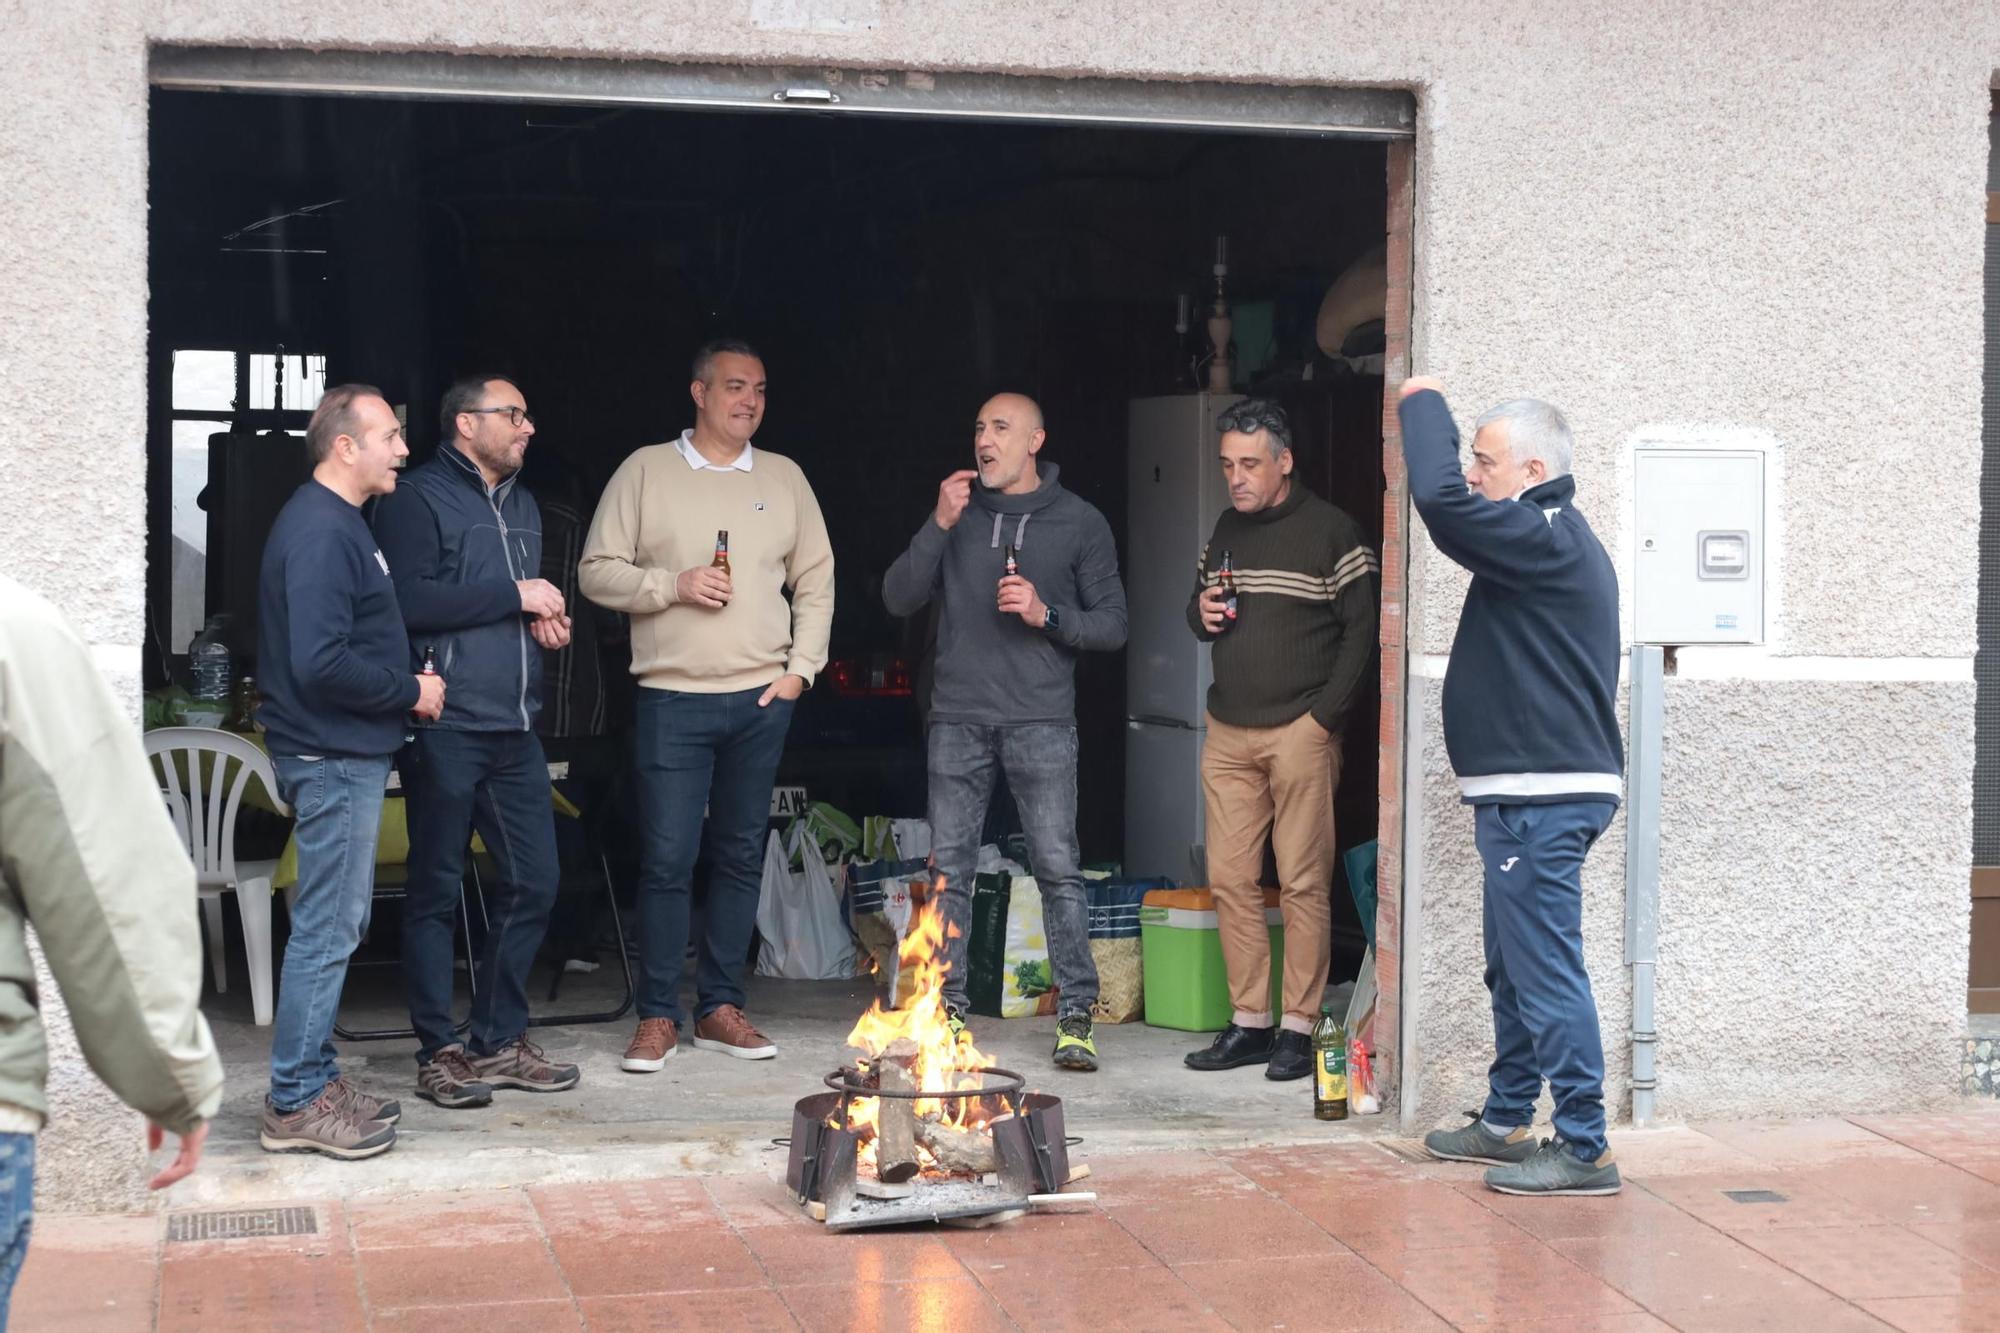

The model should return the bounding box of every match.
[1140,887,1284,1032]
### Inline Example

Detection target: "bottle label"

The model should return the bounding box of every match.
[1316,1050,1347,1102]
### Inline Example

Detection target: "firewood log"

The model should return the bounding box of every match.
[875,1039,921,1184]
[914,1116,997,1174]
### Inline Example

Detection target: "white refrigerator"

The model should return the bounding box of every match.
[1124,393,1241,883]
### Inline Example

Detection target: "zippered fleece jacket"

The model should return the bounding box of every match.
[0,576,224,1135]
[373,444,544,732]
[883,463,1127,726]
[1399,388,1624,804]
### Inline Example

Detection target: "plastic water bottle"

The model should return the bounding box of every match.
[189,616,233,702]
[1312,1005,1348,1121]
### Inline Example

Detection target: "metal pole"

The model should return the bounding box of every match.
[1625,645,1664,1127]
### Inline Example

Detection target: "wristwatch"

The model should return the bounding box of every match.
[1042,605,1062,635]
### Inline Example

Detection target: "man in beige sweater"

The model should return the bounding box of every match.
[580,339,835,1071]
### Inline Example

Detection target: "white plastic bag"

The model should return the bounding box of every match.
[755,825,861,980]
[889,818,931,861]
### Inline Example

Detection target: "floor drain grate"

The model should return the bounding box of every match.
[1723,1189,1788,1205]
[1377,1139,1434,1165]
[167,1206,318,1243]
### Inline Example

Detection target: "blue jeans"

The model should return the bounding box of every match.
[927,722,1097,1018]
[401,729,559,1062]
[1475,799,1617,1161]
[633,686,795,1024]
[270,753,392,1112]
[0,1133,32,1327]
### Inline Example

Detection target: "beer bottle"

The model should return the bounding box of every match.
[1003,543,1019,578]
[1312,1004,1348,1121]
[406,645,439,744]
[712,530,730,575]
[1218,549,1238,625]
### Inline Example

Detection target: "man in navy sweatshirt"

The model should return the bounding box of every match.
[882,393,1127,1072]
[1400,377,1626,1197]
[374,374,581,1109]
[256,385,444,1160]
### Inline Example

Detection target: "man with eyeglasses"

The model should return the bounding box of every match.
[373,373,582,1110]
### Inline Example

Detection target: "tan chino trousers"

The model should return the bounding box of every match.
[1199,710,1341,1031]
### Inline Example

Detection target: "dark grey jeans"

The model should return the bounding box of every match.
[927,722,1097,1018]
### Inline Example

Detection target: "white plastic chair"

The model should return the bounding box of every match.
[145,727,291,1026]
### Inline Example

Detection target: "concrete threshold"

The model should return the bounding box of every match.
[182,975,1397,1206]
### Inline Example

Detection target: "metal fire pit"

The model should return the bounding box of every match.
[784,1067,1071,1232]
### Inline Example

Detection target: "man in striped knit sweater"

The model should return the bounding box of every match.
[1182,398,1377,1081]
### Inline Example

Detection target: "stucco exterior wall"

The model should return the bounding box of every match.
[1,1,1993,1206]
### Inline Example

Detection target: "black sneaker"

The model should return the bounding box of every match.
[1265,1031,1313,1081]
[1424,1112,1540,1166]
[1052,1013,1098,1072]
[1184,1023,1276,1071]
[1484,1136,1622,1196]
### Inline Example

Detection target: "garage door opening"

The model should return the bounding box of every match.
[142,57,1409,1087]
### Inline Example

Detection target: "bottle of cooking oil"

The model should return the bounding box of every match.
[1312,1004,1348,1121]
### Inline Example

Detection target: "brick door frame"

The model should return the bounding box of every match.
[1374,137,1415,1111]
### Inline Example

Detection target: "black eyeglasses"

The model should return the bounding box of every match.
[465,406,534,428]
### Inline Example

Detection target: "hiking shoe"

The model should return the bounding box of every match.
[1424,1112,1540,1166]
[944,1004,971,1045]
[328,1076,401,1125]
[1052,1013,1098,1072]
[472,1036,581,1093]
[1184,1023,1276,1071]
[417,1044,494,1109]
[1265,1031,1313,1082]
[1485,1136,1622,1196]
[260,1089,397,1160]
[621,1017,679,1073]
[693,1005,777,1060]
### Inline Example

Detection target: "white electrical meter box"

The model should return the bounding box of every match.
[1632,448,1764,645]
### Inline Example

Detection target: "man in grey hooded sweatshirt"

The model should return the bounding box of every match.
[883,393,1127,1071]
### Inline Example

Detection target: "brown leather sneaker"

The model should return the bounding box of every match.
[621,1017,679,1073]
[693,1004,777,1061]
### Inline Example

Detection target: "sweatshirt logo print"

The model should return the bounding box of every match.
[1499,856,1519,872]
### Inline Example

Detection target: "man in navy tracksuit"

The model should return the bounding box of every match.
[373,374,581,1109]
[1400,378,1626,1197]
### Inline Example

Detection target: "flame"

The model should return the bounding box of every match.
[836,877,997,1174]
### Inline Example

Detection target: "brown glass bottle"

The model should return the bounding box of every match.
[1219,549,1238,625]
[712,530,730,575]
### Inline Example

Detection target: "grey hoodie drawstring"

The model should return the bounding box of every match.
[987,511,1033,549]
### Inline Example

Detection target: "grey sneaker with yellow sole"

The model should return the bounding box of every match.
[1484,1136,1622,1196]
[1423,1112,1540,1166]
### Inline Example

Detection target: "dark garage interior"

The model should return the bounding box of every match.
[144,87,1390,993]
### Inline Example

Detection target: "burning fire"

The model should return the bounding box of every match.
[838,881,998,1175]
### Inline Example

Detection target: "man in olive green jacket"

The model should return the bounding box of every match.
[0,574,222,1316]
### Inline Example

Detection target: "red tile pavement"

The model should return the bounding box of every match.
[16,1107,2000,1330]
